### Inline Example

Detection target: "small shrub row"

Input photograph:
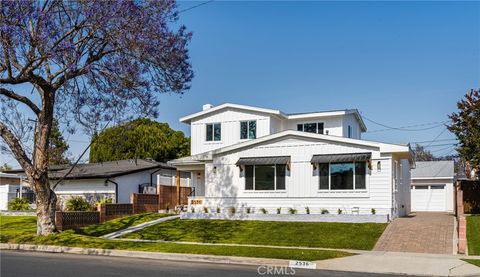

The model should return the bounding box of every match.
[189,206,379,215]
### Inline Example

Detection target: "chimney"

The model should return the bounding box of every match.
[202,104,214,111]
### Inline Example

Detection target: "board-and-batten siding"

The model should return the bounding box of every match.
[203,137,396,216]
[190,108,272,155]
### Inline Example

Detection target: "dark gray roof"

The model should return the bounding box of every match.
[411,161,454,179]
[236,156,290,166]
[8,159,175,180]
[311,153,372,164]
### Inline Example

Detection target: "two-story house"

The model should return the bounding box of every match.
[169,103,414,219]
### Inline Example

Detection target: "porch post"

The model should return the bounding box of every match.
[176,170,181,206]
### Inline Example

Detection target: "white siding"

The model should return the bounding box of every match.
[284,116,344,137]
[202,137,397,217]
[343,114,362,139]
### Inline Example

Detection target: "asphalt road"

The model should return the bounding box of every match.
[1,251,413,277]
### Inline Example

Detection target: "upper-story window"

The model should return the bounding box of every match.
[206,123,221,141]
[297,122,324,134]
[240,120,257,140]
[347,125,352,138]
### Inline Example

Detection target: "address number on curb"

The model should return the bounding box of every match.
[288,260,316,269]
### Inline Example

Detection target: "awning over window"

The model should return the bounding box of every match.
[310,153,371,164]
[236,156,290,166]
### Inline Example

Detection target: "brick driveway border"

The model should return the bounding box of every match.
[374,212,455,254]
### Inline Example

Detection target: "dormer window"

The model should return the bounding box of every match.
[297,122,324,134]
[206,123,221,141]
[240,120,256,140]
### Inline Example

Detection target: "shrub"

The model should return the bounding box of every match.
[216,207,221,213]
[337,208,343,215]
[191,207,195,213]
[305,206,310,214]
[288,208,297,214]
[95,198,113,206]
[229,206,236,214]
[7,197,30,211]
[276,207,281,214]
[203,207,209,213]
[166,203,171,212]
[66,196,91,211]
[260,208,268,214]
[371,208,376,215]
[321,209,329,214]
[246,207,251,214]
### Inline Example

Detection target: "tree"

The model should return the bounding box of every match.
[0,163,12,172]
[89,118,190,163]
[0,1,193,235]
[48,120,70,165]
[413,144,435,161]
[448,89,480,177]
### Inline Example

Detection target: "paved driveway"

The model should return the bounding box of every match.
[374,212,455,254]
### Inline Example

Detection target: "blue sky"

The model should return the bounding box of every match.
[2,1,479,167]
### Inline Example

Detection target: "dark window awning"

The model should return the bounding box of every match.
[236,156,290,166]
[310,153,371,164]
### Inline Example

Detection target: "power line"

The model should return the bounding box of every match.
[362,115,450,133]
[411,138,458,144]
[178,0,214,14]
[425,128,449,148]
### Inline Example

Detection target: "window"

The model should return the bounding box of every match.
[297,122,324,134]
[347,125,352,138]
[206,123,221,141]
[240,120,256,139]
[244,164,286,191]
[318,162,367,190]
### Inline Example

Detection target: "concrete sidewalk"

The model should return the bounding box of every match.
[101,215,179,239]
[315,251,480,277]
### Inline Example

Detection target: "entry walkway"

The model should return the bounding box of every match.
[374,212,455,254]
[101,215,179,239]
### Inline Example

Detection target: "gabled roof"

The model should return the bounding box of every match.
[8,159,175,180]
[179,103,367,132]
[169,130,412,165]
[411,161,455,179]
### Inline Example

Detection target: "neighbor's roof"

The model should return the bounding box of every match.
[7,159,175,180]
[411,161,454,179]
[179,103,367,132]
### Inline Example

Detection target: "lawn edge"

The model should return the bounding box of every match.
[0,243,347,267]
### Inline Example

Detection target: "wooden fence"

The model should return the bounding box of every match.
[158,185,191,209]
[460,180,480,214]
[98,203,134,222]
[55,211,100,231]
[131,193,159,213]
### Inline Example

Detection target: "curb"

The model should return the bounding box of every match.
[101,215,180,239]
[0,243,289,267]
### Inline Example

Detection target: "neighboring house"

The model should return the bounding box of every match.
[411,161,455,212]
[170,103,414,219]
[6,159,188,208]
[0,172,24,210]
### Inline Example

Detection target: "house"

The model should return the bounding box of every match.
[169,103,414,219]
[0,172,24,210]
[6,159,189,208]
[410,160,455,212]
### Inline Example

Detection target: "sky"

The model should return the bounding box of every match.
[2,1,479,168]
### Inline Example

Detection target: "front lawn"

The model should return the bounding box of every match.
[467,215,480,255]
[0,216,352,261]
[463,259,480,267]
[122,219,387,250]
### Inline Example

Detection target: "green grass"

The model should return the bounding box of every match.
[76,213,173,237]
[123,219,387,250]
[0,216,352,261]
[467,215,480,255]
[463,259,480,267]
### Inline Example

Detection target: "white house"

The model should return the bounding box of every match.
[411,161,455,212]
[169,103,414,219]
[0,172,24,210]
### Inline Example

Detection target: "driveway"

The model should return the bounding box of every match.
[373,212,455,254]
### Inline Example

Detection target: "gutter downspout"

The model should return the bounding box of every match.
[105,179,119,203]
[150,167,162,187]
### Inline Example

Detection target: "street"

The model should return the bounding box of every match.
[0,251,412,277]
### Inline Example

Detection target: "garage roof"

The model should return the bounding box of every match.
[411,161,454,179]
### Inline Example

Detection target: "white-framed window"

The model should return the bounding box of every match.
[240,120,257,140]
[206,123,221,141]
[318,162,366,190]
[297,122,324,134]
[245,164,286,191]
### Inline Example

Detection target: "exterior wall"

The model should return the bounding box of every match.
[392,158,412,217]
[284,115,344,137]
[343,114,362,139]
[190,108,273,155]
[0,185,21,210]
[201,137,398,217]
[411,178,454,212]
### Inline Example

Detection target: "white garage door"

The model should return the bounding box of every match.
[411,185,446,212]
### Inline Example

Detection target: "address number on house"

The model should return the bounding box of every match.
[190,199,203,205]
[288,260,316,269]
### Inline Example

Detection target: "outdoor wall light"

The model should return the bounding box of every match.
[213,166,217,173]
[377,161,381,172]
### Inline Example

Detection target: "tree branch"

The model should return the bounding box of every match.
[0,121,32,173]
[0,87,41,114]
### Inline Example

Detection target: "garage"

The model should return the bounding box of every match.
[411,184,446,212]
[410,161,454,213]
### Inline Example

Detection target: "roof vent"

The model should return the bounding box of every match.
[203,104,214,111]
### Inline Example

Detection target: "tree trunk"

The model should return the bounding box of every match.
[31,173,57,235]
